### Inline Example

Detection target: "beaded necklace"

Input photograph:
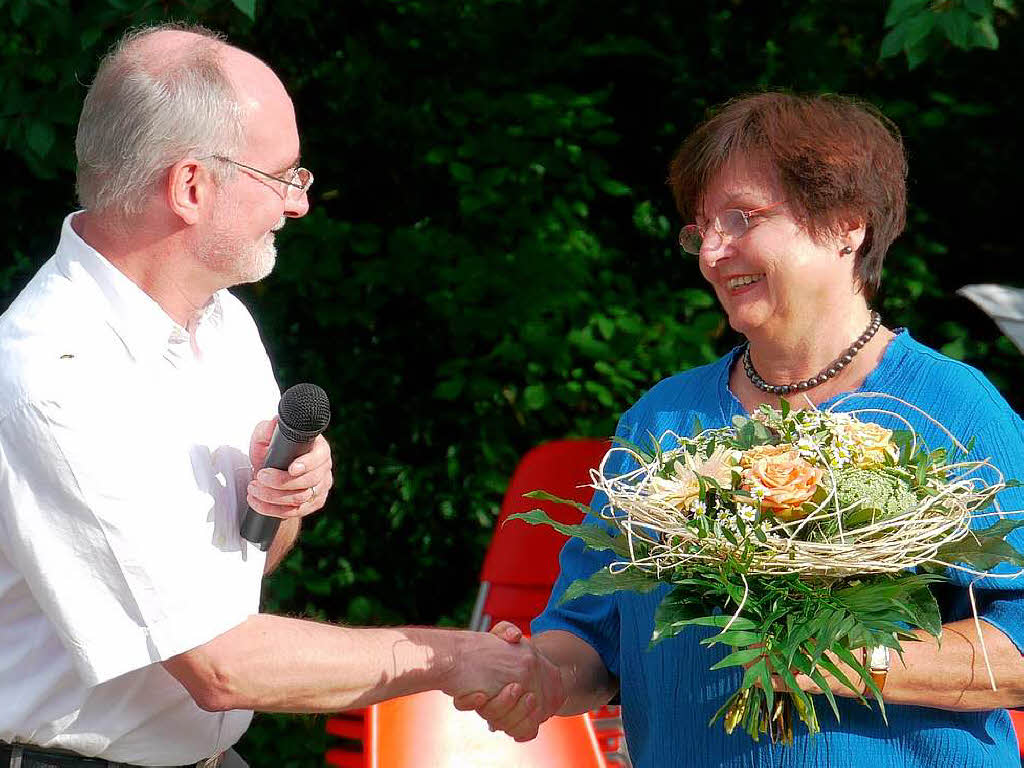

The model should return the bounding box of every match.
[742,311,882,396]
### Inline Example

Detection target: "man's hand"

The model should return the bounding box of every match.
[446,621,565,742]
[248,418,333,520]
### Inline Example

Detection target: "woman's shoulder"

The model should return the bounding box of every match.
[619,350,736,430]
[883,332,1012,412]
[869,332,1023,447]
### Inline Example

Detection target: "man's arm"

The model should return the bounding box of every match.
[162,614,564,714]
[264,517,300,574]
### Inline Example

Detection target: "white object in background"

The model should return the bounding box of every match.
[958,284,1024,355]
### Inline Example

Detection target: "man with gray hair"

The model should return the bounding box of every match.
[0,25,562,768]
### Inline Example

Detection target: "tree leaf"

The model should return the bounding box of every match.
[970,16,1000,49]
[230,0,256,21]
[880,26,907,59]
[27,121,54,158]
[885,0,930,27]
[523,383,548,410]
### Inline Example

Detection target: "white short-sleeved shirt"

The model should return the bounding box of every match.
[0,214,281,765]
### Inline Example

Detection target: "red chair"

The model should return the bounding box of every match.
[326,438,627,767]
[469,439,611,634]
[325,709,368,768]
[468,439,630,768]
[1010,709,1024,759]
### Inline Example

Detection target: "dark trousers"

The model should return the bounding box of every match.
[0,743,246,768]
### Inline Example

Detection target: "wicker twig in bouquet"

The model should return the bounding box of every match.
[514,393,1024,744]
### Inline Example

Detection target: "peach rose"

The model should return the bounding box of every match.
[650,447,739,512]
[740,443,796,469]
[840,421,899,468]
[741,447,823,520]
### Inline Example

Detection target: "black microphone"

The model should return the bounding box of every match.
[240,383,331,551]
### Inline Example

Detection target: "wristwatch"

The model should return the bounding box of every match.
[866,645,891,693]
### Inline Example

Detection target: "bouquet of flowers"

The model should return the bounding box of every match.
[514,395,1024,743]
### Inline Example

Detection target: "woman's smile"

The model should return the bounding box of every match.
[723,273,765,293]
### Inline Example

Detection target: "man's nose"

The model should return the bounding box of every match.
[284,190,310,218]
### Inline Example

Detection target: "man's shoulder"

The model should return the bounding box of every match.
[0,260,110,413]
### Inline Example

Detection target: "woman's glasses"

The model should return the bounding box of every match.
[678,202,782,255]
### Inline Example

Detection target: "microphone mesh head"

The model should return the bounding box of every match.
[278,383,331,441]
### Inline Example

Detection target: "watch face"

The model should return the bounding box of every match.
[868,645,891,670]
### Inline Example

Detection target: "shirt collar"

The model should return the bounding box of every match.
[54,212,224,364]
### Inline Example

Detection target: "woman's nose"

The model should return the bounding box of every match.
[699,229,727,268]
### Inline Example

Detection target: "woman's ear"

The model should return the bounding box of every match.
[841,220,867,255]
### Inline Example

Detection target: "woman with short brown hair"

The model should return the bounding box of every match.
[473,92,1024,768]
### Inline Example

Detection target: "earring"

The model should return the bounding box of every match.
[840,246,854,256]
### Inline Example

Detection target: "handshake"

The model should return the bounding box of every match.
[442,621,568,742]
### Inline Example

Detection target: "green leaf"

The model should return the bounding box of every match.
[902,583,943,637]
[523,383,548,410]
[230,0,256,20]
[970,16,1000,49]
[932,517,1024,570]
[880,26,907,59]
[679,615,758,631]
[710,647,763,670]
[792,651,841,721]
[768,652,817,730]
[433,378,463,400]
[507,508,631,558]
[904,12,938,46]
[520,491,592,516]
[651,589,713,646]
[885,0,929,27]
[817,654,865,700]
[703,629,761,647]
[939,9,974,49]
[449,161,474,182]
[27,121,54,158]
[964,0,992,14]
[905,37,933,70]
[598,178,631,196]
[834,645,887,723]
[562,566,660,603]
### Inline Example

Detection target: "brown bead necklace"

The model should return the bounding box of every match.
[742,311,882,396]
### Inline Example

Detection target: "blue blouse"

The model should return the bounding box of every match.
[533,331,1024,767]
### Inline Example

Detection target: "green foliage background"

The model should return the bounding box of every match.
[1,0,1020,765]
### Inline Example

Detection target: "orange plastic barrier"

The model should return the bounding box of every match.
[368,690,604,768]
[326,439,625,768]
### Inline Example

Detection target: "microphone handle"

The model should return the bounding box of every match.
[240,424,316,551]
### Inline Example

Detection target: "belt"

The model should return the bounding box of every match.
[0,743,224,768]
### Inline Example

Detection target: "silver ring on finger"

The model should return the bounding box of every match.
[310,484,318,499]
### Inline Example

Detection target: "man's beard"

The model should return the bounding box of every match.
[202,219,280,286]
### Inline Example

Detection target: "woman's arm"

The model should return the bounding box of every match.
[788,619,1024,710]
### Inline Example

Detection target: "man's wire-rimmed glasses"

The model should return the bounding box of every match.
[678,202,782,255]
[211,155,314,201]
